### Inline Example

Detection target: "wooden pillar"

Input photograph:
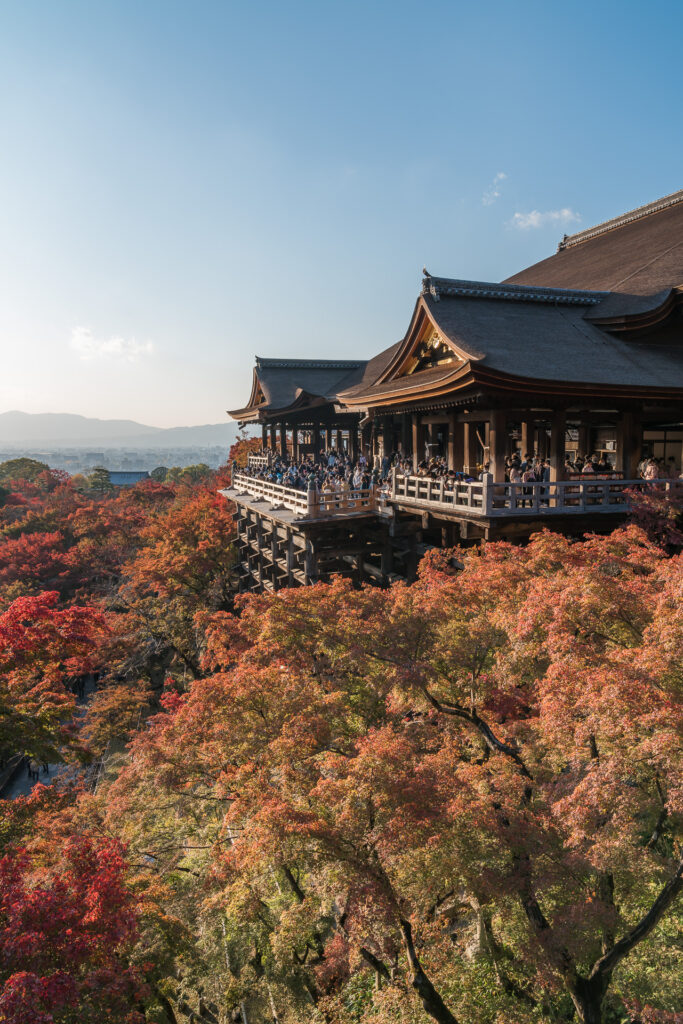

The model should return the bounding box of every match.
[536,422,548,460]
[304,538,318,585]
[286,532,295,586]
[447,411,465,471]
[335,428,343,452]
[577,423,590,460]
[261,424,267,448]
[313,424,320,460]
[350,424,358,460]
[488,410,507,482]
[279,423,287,458]
[381,420,391,459]
[447,411,456,470]
[400,414,409,456]
[549,411,566,482]
[361,422,370,459]
[269,423,276,450]
[411,414,426,471]
[463,420,479,476]
[256,514,264,590]
[271,529,279,592]
[520,420,530,458]
[617,410,641,479]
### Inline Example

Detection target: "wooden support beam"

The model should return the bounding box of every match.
[520,420,530,458]
[412,414,426,471]
[256,515,264,589]
[617,410,641,478]
[549,411,567,482]
[536,422,548,459]
[400,414,409,457]
[463,420,479,476]
[304,539,318,585]
[448,411,464,472]
[488,410,506,482]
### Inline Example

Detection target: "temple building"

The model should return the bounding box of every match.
[224,191,683,590]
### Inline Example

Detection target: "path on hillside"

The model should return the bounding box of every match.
[0,677,98,799]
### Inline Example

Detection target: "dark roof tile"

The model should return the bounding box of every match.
[505,189,683,296]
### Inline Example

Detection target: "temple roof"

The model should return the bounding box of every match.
[505,189,683,297]
[230,192,683,419]
[340,274,683,406]
[228,350,399,422]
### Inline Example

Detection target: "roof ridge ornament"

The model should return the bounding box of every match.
[255,357,364,369]
[421,268,441,302]
[422,275,608,306]
[557,188,683,251]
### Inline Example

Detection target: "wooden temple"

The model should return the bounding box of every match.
[224,190,683,590]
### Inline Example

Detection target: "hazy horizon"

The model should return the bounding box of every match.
[0,409,233,431]
[1,0,681,426]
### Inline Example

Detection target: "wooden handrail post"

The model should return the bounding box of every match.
[483,473,493,515]
[307,477,318,516]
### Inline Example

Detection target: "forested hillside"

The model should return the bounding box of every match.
[0,444,680,1024]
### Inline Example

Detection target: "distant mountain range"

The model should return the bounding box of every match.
[0,411,241,449]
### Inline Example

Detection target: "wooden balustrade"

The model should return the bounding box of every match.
[233,471,682,521]
[232,473,377,518]
[391,473,682,517]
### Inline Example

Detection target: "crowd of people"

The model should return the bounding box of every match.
[236,446,682,493]
[237,449,377,494]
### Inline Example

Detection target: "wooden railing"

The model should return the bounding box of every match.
[231,473,378,518]
[391,473,683,517]
[391,473,486,511]
[230,471,682,521]
[247,454,271,469]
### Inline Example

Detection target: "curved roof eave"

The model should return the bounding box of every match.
[373,295,484,387]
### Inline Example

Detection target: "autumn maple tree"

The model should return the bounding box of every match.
[104,527,681,1024]
[0,591,105,763]
[0,457,680,1024]
[0,835,143,1024]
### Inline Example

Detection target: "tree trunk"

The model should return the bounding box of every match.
[568,973,609,1024]
[399,918,459,1024]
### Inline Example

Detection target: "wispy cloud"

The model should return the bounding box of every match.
[510,208,581,230]
[482,171,507,206]
[70,326,155,362]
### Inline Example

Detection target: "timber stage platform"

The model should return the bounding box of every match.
[221,469,682,591]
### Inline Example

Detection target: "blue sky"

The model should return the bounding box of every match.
[1,0,681,426]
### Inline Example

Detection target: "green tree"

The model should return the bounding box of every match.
[0,458,49,483]
[150,466,169,482]
[87,466,113,492]
[181,463,212,483]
